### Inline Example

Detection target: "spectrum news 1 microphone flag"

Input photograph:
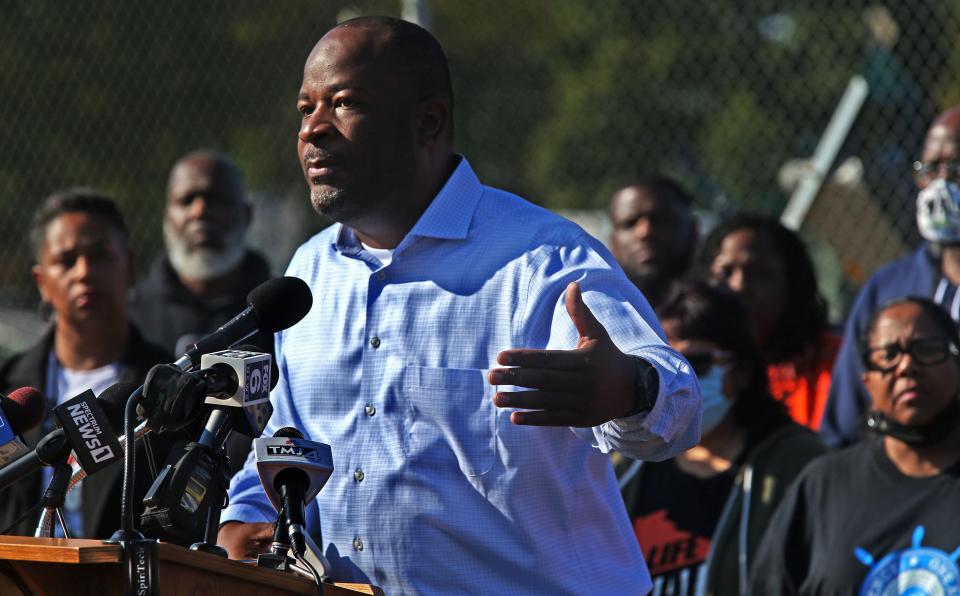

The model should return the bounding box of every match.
[0,387,125,494]
[54,389,123,475]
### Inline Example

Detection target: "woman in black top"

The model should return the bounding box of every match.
[751,297,960,595]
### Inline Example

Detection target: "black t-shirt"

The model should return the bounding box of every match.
[751,437,960,595]
[631,458,736,595]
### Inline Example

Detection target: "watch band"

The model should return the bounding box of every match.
[625,356,659,417]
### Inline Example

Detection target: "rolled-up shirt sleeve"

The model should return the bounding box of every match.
[574,344,701,461]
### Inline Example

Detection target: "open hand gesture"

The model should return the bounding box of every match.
[488,282,642,427]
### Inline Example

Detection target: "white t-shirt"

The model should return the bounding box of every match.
[360,241,395,267]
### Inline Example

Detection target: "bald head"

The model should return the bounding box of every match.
[319,16,454,116]
[931,107,960,135]
[918,106,960,189]
[167,150,244,200]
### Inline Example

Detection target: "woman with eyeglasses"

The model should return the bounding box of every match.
[750,297,960,595]
[619,281,826,596]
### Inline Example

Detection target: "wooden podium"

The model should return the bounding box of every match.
[0,536,382,596]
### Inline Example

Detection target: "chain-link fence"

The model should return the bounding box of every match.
[1,0,956,349]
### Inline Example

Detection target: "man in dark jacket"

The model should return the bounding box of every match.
[0,190,177,539]
[129,150,271,475]
[129,150,272,357]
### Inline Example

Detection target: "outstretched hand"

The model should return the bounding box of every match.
[488,282,641,427]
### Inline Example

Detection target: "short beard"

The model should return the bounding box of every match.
[310,183,345,218]
[163,220,246,282]
[309,182,369,224]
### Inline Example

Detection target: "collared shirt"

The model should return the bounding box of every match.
[223,157,700,595]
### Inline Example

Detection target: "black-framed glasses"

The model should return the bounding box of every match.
[862,336,959,372]
[684,351,732,376]
[913,160,960,182]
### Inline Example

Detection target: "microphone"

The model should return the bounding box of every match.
[140,348,279,436]
[34,383,141,538]
[96,381,139,432]
[0,387,46,467]
[139,349,278,545]
[198,348,278,442]
[255,428,334,556]
[0,389,120,492]
[54,389,124,474]
[200,349,272,408]
[172,277,312,371]
[61,382,146,495]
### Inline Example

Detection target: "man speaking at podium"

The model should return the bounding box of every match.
[219,16,700,595]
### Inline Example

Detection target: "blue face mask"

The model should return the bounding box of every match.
[698,365,731,435]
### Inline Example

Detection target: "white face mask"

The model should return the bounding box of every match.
[698,365,731,435]
[917,178,960,244]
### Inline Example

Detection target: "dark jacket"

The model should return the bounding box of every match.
[0,324,178,539]
[129,250,273,356]
[619,423,827,596]
[821,245,936,447]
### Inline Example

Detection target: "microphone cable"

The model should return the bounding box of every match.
[120,385,144,536]
[293,551,325,596]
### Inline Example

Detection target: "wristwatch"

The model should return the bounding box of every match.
[624,356,659,417]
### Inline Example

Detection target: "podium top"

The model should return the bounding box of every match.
[0,536,118,564]
[0,536,382,595]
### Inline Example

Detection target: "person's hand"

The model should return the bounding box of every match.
[488,281,641,427]
[218,521,275,560]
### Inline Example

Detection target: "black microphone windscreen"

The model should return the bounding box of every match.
[234,344,281,390]
[97,382,141,432]
[2,387,46,434]
[247,277,312,334]
[273,427,304,439]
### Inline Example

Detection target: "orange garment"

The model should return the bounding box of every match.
[766,331,841,431]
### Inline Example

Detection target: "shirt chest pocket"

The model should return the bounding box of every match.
[403,366,498,477]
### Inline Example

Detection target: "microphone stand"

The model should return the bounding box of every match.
[257,506,293,571]
[106,385,146,543]
[34,460,72,538]
[37,419,152,532]
[188,406,232,556]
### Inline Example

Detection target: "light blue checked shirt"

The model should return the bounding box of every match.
[224,158,700,595]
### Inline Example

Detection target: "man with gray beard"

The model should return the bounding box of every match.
[130,149,272,357]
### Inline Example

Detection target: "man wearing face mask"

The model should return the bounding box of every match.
[821,106,960,448]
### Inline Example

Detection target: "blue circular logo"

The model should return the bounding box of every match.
[856,526,960,596]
